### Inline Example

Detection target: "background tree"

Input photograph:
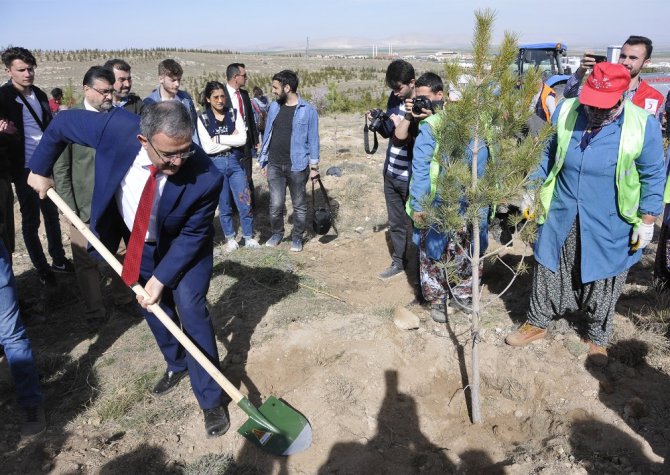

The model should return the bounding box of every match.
[425,9,552,423]
[61,78,79,108]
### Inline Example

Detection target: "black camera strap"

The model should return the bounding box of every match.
[312,176,338,236]
[16,89,47,131]
[363,115,378,155]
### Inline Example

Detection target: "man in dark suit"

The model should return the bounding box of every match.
[224,63,259,199]
[28,101,229,438]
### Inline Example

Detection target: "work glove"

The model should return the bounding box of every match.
[520,192,536,221]
[630,222,654,251]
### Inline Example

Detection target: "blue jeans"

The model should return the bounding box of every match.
[267,162,309,240]
[211,155,253,239]
[0,240,42,407]
[14,168,66,272]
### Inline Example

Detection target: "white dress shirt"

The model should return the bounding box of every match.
[115,147,167,241]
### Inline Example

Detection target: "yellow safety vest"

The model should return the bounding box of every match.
[538,98,648,228]
[406,114,443,219]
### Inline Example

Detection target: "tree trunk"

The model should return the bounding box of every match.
[470,136,482,424]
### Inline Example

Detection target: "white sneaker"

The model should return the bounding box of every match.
[244,238,261,249]
[223,239,239,253]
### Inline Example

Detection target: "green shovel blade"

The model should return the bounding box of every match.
[237,395,312,456]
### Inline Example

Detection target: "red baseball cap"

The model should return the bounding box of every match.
[579,62,630,108]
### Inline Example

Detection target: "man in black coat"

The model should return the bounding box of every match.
[0,46,72,284]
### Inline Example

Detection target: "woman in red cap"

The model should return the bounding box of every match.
[506,62,666,365]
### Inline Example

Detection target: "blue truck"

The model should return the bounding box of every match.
[517,42,572,97]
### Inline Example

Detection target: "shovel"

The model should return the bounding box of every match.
[47,188,312,455]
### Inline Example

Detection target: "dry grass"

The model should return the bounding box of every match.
[95,370,160,422]
[183,453,262,475]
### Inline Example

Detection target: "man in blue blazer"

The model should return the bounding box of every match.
[27,101,229,438]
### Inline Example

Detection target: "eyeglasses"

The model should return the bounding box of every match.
[89,86,115,96]
[147,139,195,164]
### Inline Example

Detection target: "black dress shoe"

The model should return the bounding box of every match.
[152,370,188,396]
[203,406,230,438]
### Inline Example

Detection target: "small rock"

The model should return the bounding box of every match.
[623,397,647,419]
[393,307,420,330]
[355,227,364,234]
[41,462,52,472]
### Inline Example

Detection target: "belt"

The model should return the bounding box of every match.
[209,152,233,158]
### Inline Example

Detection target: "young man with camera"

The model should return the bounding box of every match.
[369,59,416,280]
[404,72,489,322]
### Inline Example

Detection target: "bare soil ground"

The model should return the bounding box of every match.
[1,53,669,474]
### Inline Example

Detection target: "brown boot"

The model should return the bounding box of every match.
[505,322,547,346]
[586,340,608,367]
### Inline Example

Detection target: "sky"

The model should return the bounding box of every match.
[2,0,670,53]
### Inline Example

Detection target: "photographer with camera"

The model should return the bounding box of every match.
[367,59,416,281]
[564,36,664,118]
[405,73,489,322]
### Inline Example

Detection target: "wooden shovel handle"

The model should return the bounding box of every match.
[47,188,245,404]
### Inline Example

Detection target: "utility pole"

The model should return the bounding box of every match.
[306,36,309,58]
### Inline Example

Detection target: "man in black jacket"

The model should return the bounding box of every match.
[103,58,144,115]
[0,46,72,284]
[224,63,259,201]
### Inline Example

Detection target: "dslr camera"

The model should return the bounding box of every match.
[412,96,434,115]
[368,108,390,133]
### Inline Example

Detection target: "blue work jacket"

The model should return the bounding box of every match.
[534,102,665,283]
[409,119,489,260]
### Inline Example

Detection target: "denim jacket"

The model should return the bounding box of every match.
[258,96,320,171]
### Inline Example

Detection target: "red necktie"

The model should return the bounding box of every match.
[235,90,245,119]
[122,165,159,285]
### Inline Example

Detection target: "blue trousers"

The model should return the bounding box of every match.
[211,155,253,240]
[14,168,66,272]
[0,240,42,407]
[138,242,223,410]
